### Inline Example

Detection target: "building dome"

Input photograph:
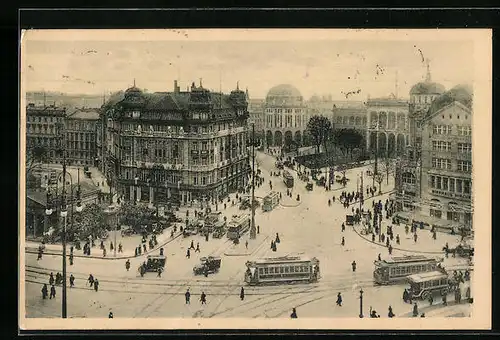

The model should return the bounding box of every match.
[265,84,303,108]
[427,84,473,116]
[409,81,446,96]
[125,86,143,95]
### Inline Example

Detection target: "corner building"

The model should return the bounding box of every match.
[104,81,250,207]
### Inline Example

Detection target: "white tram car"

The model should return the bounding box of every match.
[244,255,320,285]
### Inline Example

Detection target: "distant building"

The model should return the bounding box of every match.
[26,103,67,163]
[247,95,265,143]
[263,84,309,148]
[331,101,367,132]
[366,96,409,157]
[103,80,250,207]
[66,108,100,166]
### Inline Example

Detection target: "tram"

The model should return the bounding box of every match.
[244,255,320,285]
[226,214,251,240]
[282,170,294,188]
[373,255,443,285]
[262,191,280,212]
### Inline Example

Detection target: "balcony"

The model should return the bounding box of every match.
[430,189,471,200]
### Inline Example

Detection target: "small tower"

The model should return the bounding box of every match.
[425,58,431,82]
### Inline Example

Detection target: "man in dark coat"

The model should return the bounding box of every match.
[240,287,245,301]
[185,289,191,304]
[41,284,48,299]
[290,308,298,318]
[49,272,55,286]
[50,285,56,299]
[69,274,75,288]
[200,291,207,304]
[336,292,342,306]
[94,279,99,292]
[351,261,357,272]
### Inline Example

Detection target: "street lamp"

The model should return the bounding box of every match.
[249,122,257,239]
[359,288,364,318]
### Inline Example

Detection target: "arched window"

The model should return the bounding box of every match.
[402,172,416,184]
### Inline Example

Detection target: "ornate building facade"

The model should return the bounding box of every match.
[331,101,367,132]
[366,97,409,158]
[26,103,67,163]
[263,84,309,148]
[66,108,100,166]
[103,80,250,207]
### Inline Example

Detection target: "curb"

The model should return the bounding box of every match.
[26,233,183,260]
[397,300,472,318]
[351,224,444,255]
[223,236,269,257]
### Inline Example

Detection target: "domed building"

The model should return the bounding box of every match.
[263,84,309,148]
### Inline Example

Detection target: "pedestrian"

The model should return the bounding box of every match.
[378,253,381,261]
[336,292,342,306]
[69,274,75,288]
[428,294,433,306]
[109,311,114,318]
[49,272,55,286]
[143,244,147,253]
[412,303,418,317]
[190,240,195,249]
[388,305,395,318]
[41,284,48,299]
[103,248,107,257]
[414,233,418,243]
[100,240,104,250]
[195,242,200,253]
[69,253,74,266]
[403,289,408,303]
[341,237,345,246]
[341,223,345,232]
[240,287,245,301]
[372,233,375,242]
[110,242,114,251]
[135,247,138,257]
[275,233,280,243]
[37,248,43,260]
[50,285,56,299]
[118,242,123,253]
[245,240,248,250]
[396,234,400,245]
[442,292,447,306]
[351,261,357,272]
[420,313,425,317]
[94,279,99,292]
[186,248,191,259]
[88,274,94,287]
[257,225,260,234]
[125,259,130,271]
[290,308,298,318]
[200,291,207,304]
[270,240,274,250]
[157,267,163,278]
[185,289,191,304]
[388,245,393,255]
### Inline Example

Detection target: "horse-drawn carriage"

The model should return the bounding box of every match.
[306,182,313,191]
[193,256,222,276]
[443,242,474,258]
[345,214,355,226]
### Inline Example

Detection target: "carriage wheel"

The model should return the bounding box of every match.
[421,291,430,300]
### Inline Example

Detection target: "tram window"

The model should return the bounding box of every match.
[264,268,269,274]
[297,266,302,272]
[269,267,274,274]
[290,267,295,273]
[280,267,284,274]
[259,268,264,275]
[285,267,289,273]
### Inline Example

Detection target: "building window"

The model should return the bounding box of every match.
[433,125,452,135]
[202,177,206,185]
[457,160,472,172]
[430,209,442,219]
[458,143,472,153]
[402,172,416,184]
[449,178,455,192]
[458,126,472,136]
[436,176,442,190]
[430,175,435,188]
[193,176,198,185]
[432,140,452,151]
[431,158,452,170]
[456,179,463,193]
[464,180,471,194]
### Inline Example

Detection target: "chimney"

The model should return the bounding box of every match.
[174,80,179,94]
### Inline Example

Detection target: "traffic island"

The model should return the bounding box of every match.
[223,235,269,256]
[279,196,302,208]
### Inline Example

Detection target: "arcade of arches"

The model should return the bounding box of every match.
[265,129,310,147]
[367,110,409,157]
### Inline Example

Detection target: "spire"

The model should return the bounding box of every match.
[199,78,203,87]
[425,58,431,82]
[133,78,136,87]
[236,81,239,91]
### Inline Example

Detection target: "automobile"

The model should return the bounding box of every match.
[193,256,222,275]
[306,182,313,191]
[140,255,166,273]
[120,226,135,237]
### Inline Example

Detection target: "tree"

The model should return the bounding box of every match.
[307,115,332,154]
[380,156,395,185]
[119,201,156,233]
[71,203,106,242]
[333,128,364,160]
[374,172,384,194]
[26,146,48,176]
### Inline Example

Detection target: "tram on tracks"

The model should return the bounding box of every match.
[244,255,320,285]
[282,170,294,188]
[226,214,251,240]
[373,255,443,285]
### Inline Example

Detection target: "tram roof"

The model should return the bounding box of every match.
[381,255,437,264]
[407,271,448,283]
[250,256,316,265]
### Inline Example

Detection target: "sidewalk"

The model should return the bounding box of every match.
[224,234,269,256]
[398,300,472,318]
[25,230,183,260]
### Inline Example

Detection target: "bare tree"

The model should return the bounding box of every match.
[307,115,332,154]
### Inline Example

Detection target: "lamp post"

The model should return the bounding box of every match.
[372,121,380,187]
[45,160,82,318]
[359,288,364,318]
[249,122,256,239]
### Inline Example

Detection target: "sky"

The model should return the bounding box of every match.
[22,30,475,101]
